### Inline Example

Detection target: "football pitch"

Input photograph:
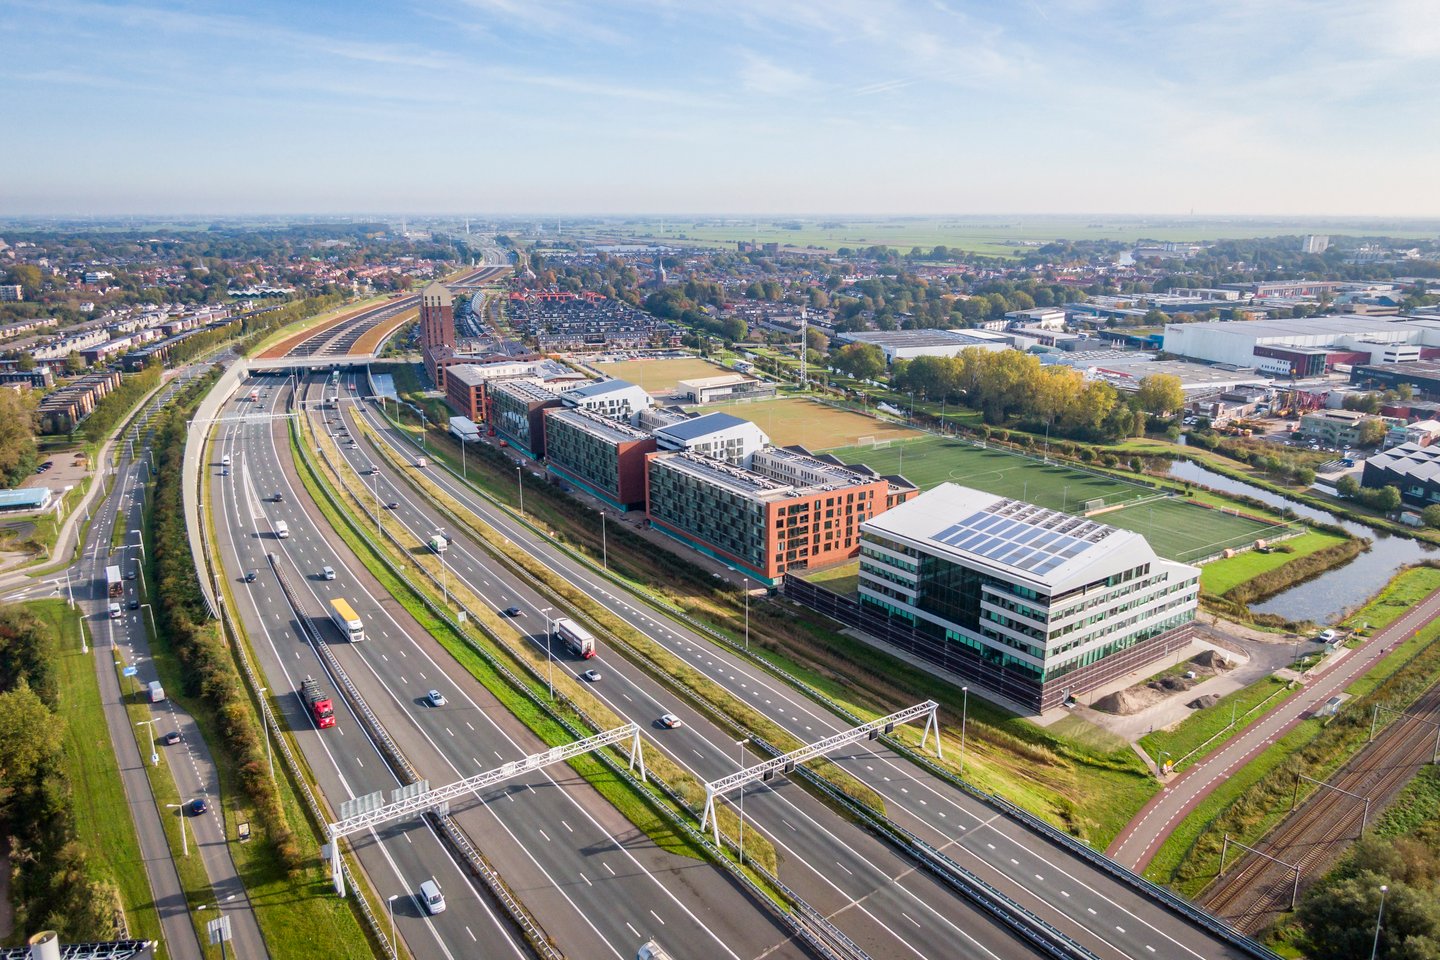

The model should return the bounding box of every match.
[826,435,1281,563]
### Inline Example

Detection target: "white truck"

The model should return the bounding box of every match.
[428,534,448,554]
[552,617,596,659]
[636,941,673,960]
[329,597,365,642]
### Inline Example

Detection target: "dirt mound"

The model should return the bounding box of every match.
[1093,689,1146,714]
[1152,675,1194,692]
[1193,649,1232,670]
[1189,694,1221,709]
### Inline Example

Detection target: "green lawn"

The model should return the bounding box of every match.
[1102,497,1283,564]
[1199,530,1351,595]
[825,435,1148,510]
[1341,565,1440,633]
[32,599,165,952]
[803,560,860,596]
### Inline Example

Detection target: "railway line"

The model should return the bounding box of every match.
[1200,675,1440,931]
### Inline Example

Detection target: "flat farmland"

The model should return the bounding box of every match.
[705,397,921,450]
[596,356,728,395]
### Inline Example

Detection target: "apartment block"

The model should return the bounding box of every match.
[543,407,657,511]
[487,380,564,458]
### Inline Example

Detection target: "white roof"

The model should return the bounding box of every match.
[862,483,1175,592]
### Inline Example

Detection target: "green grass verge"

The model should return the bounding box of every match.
[1139,676,1298,774]
[1340,565,1440,634]
[801,560,860,596]
[1200,530,1350,595]
[30,599,166,952]
[1144,719,1321,893]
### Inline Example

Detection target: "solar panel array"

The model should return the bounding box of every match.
[931,499,1115,577]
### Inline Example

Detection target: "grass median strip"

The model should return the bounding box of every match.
[1139,676,1298,774]
[292,413,774,873]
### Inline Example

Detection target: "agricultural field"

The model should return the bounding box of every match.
[595,356,729,395]
[825,435,1281,563]
[574,215,1440,257]
[704,396,920,450]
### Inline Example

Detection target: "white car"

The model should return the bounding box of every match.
[657,713,682,729]
[427,689,447,706]
[581,669,601,683]
[1317,629,1338,643]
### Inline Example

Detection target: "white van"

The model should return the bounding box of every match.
[419,879,445,915]
[221,454,231,466]
[108,602,122,620]
[276,521,290,539]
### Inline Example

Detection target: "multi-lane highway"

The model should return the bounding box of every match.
[332,368,1259,960]
[208,376,809,960]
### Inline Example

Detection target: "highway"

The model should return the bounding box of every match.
[208,377,809,960]
[88,364,266,959]
[340,370,1258,960]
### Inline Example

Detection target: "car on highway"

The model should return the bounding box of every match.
[187,798,208,816]
[244,570,257,583]
[162,731,182,745]
[504,606,523,617]
[427,689,447,707]
[322,565,336,581]
[581,669,601,683]
[657,713,683,729]
[385,501,399,510]
[128,598,140,610]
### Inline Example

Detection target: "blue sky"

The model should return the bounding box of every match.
[2,0,1437,215]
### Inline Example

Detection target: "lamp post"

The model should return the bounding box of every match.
[736,738,749,867]
[600,511,608,571]
[960,686,969,775]
[435,529,449,605]
[540,607,554,699]
[371,472,381,534]
[459,435,467,480]
[517,466,525,517]
[166,802,191,856]
[258,686,273,780]
[140,602,159,640]
[388,894,399,953]
[742,578,750,651]
[1372,884,1388,960]
[136,719,160,766]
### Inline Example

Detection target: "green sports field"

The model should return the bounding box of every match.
[825,435,1281,563]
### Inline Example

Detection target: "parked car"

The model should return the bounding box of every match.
[1317,629,1339,643]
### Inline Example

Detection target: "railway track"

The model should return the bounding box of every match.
[1200,675,1440,932]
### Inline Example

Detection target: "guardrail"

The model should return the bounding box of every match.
[364,403,1283,960]
[299,411,855,960]
[265,549,562,960]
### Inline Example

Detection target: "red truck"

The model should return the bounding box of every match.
[301,676,336,729]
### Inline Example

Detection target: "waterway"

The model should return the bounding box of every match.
[1165,460,1438,625]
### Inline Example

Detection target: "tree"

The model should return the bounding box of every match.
[804,326,829,353]
[721,317,748,343]
[1358,419,1389,447]
[64,351,85,374]
[832,343,886,382]
[0,388,37,487]
[1337,475,1361,498]
[16,352,35,372]
[0,683,63,807]
[1422,504,1440,529]
[1135,374,1186,417]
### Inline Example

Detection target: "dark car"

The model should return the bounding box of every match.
[128,598,140,610]
[187,798,207,816]
[504,606,522,617]
[244,570,257,583]
[385,501,399,510]
[162,731,182,745]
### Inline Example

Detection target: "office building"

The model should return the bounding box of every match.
[1302,235,1330,255]
[561,378,653,420]
[543,407,657,511]
[651,411,769,464]
[1298,409,1389,447]
[854,484,1199,711]
[1363,443,1440,506]
[0,285,22,301]
[645,446,910,585]
[676,373,777,405]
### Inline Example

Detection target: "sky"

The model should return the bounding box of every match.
[2,0,1438,217]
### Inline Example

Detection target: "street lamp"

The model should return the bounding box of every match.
[539,607,553,699]
[387,894,399,953]
[735,738,749,867]
[1372,884,1388,960]
[742,578,750,651]
[600,511,608,571]
[516,466,525,517]
[139,602,159,640]
[166,802,191,857]
[960,686,969,775]
[258,687,273,780]
[136,719,160,767]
